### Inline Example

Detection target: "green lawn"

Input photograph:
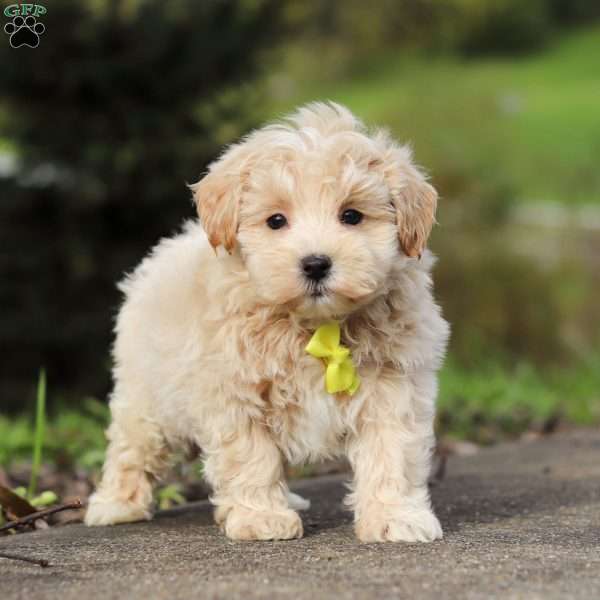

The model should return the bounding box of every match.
[269,26,600,205]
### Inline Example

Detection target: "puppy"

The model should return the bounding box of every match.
[85,102,449,542]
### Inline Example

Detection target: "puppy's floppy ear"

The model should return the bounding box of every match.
[191,171,240,253]
[394,169,437,258]
[191,143,253,253]
[375,138,438,258]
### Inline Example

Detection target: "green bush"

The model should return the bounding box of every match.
[0,397,109,469]
[434,239,568,365]
[547,0,600,24]
[455,0,554,56]
[278,0,600,79]
[0,0,284,410]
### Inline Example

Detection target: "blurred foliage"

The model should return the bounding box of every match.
[12,487,58,508]
[279,0,600,78]
[1,0,599,417]
[0,0,284,410]
[0,397,109,469]
[435,242,566,364]
[438,353,600,443]
[453,0,555,56]
[156,483,186,510]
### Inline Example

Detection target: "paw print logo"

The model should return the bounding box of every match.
[4,15,45,48]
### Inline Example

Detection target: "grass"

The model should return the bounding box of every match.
[268,26,600,206]
[438,355,600,443]
[0,396,109,472]
[28,369,46,498]
[1,356,598,476]
[0,370,58,523]
[0,379,189,513]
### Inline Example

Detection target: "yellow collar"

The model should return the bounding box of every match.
[305,321,360,396]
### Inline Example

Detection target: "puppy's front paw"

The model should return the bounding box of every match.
[356,504,442,543]
[221,506,303,541]
[85,493,151,526]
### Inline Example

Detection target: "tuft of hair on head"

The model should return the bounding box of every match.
[190,101,362,253]
[283,101,364,136]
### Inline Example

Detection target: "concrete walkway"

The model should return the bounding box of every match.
[1,430,599,599]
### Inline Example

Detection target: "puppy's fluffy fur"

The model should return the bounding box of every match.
[85,102,449,542]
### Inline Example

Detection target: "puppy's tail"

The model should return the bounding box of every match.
[287,490,310,511]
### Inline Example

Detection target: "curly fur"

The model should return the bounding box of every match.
[85,102,449,543]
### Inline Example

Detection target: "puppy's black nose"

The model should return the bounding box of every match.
[301,254,332,282]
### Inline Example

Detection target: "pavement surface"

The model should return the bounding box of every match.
[1,430,599,600]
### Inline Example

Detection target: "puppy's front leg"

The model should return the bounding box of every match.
[204,420,303,541]
[346,369,442,543]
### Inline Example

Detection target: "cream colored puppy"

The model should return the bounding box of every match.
[85,102,449,543]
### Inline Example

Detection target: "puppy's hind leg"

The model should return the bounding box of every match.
[85,404,170,526]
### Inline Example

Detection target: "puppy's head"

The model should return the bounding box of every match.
[192,102,437,318]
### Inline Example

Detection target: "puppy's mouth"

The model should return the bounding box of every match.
[307,282,329,300]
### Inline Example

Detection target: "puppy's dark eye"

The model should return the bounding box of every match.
[266,213,287,230]
[340,209,363,226]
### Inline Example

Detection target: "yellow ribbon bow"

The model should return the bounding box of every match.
[305,322,360,396]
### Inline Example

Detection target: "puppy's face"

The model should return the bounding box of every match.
[236,155,398,318]
[193,103,437,318]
